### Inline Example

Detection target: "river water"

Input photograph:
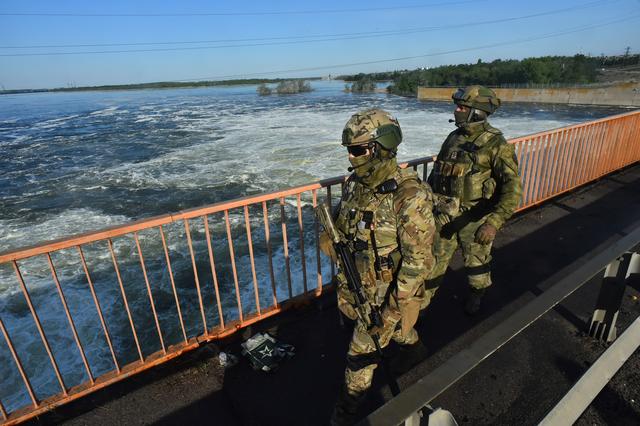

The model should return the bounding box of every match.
[0,81,629,411]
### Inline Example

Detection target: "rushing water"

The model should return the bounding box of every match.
[0,81,629,411]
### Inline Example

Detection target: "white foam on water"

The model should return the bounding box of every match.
[79,99,585,209]
[89,106,119,116]
[0,207,130,264]
[33,114,81,130]
[134,116,158,123]
[0,85,626,411]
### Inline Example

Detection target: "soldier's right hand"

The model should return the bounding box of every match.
[319,231,338,262]
[434,213,451,227]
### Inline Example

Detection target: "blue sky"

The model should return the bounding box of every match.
[0,0,638,89]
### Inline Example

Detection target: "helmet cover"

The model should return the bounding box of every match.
[342,108,402,151]
[452,85,501,114]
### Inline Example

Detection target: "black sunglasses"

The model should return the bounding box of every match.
[347,144,372,157]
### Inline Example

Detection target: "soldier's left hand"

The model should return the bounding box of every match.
[434,213,451,227]
[368,308,400,337]
[475,223,497,245]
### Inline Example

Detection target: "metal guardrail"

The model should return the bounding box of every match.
[0,110,639,424]
[511,110,640,210]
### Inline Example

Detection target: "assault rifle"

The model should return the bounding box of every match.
[316,203,400,396]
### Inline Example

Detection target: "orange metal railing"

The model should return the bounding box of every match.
[0,110,639,425]
[512,110,640,210]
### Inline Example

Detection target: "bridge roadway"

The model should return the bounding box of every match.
[29,164,640,426]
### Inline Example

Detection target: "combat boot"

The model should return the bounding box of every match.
[464,287,486,315]
[330,386,364,426]
[391,339,428,375]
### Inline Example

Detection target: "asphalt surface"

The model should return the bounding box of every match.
[29,163,640,426]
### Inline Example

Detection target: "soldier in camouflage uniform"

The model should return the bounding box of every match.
[426,85,522,315]
[323,109,436,425]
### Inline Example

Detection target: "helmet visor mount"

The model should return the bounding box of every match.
[452,88,470,105]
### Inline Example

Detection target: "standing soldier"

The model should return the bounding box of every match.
[426,85,522,315]
[322,109,436,425]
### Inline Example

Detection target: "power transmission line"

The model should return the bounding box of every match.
[0,0,480,17]
[171,14,640,82]
[0,0,609,50]
[2,4,623,58]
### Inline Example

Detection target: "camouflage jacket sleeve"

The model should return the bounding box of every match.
[393,180,436,306]
[485,138,522,230]
[426,131,454,187]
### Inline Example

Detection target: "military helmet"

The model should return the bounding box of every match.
[452,85,501,114]
[342,108,402,151]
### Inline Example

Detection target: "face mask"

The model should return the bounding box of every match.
[454,109,470,127]
[348,153,373,177]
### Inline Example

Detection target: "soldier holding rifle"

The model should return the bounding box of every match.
[318,109,436,425]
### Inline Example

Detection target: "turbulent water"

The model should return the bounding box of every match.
[0,81,629,411]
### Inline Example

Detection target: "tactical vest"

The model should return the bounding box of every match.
[335,168,421,305]
[431,127,501,207]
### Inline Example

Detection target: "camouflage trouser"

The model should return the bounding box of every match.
[423,215,493,308]
[333,304,420,424]
[343,316,418,396]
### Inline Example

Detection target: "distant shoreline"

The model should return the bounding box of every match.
[0,77,324,95]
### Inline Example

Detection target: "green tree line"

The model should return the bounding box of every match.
[338,54,639,96]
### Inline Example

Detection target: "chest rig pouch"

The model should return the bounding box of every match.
[434,132,497,204]
[335,179,401,302]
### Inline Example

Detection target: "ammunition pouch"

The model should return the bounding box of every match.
[463,169,493,203]
[374,253,394,284]
[434,161,495,205]
[376,250,401,282]
[354,251,371,276]
[432,159,471,201]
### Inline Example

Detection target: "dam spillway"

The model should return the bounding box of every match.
[0,109,638,424]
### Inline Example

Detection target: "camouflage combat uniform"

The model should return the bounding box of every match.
[329,109,436,425]
[426,86,522,311]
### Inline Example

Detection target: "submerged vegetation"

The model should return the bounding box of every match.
[257,83,272,96]
[257,80,313,95]
[275,80,313,94]
[344,75,377,93]
[338,54,640,96]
